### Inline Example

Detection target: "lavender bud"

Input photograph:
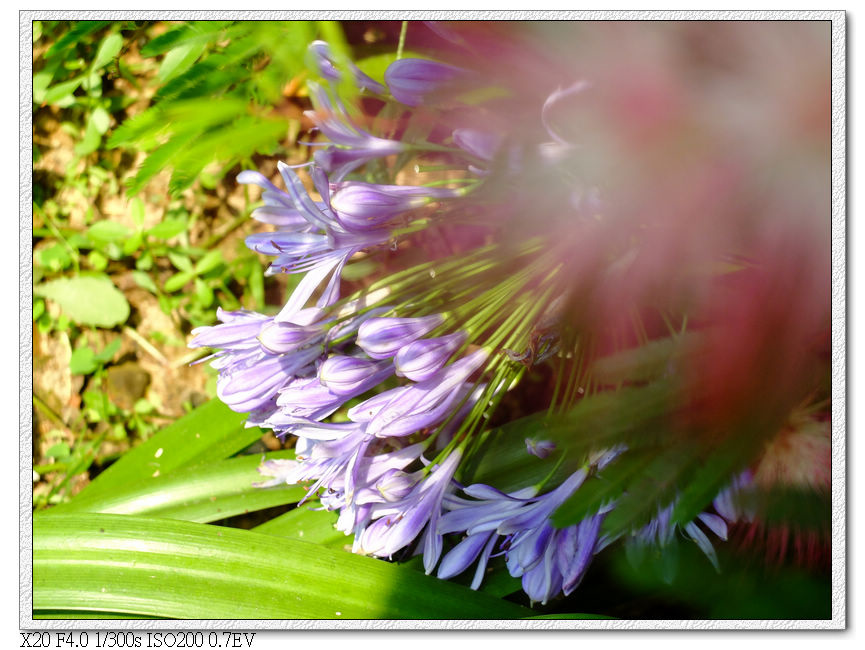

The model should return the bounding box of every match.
[318,355,390,396]
[375,469,420,502]
[525,438,556,459]
[394,331,467,382]
[453,128,502,162]
[385,58,469,107]
[356,314,445,360]
[257,321,322,354]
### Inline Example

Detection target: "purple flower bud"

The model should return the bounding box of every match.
[453,128,502,162]
[385,58,469,107]
[257,321,322,354]
[525,438,556,459]
[307,40,386,94]
[318,355,392,396]
[330,183,427,231]
[216,349,317,413]
[356,314,445,360]
[189,308,268,351]
[375,469,420,502]
[329,183,461,232]
[394,331,467,382]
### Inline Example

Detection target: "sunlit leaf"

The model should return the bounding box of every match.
[91,32,123,70]
[34,514,533,619]
[74,400,264,501]
[35,274,130,328]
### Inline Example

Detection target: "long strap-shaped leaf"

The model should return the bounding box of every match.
[34,514,532,620]
[48,451,302,523]
[75,400,264,502]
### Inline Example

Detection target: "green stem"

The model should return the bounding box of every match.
[396,21,408,61]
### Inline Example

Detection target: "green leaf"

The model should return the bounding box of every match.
[91,32,123,71]
[45,443,71,460]
[130,197,145,227]
[45,22,111,60]
[34,514,532,619]
[87,220,130,243]
[33,71,52,104]
[194,249,223,274]
[95,337,122,363]
[146,217,188,241]
[86,250,108,271]
[43,77,83,105]
[139,25,195,57]
[158,40,208,84]
[51,451,303,523]
[131,270,157,294]
[74,118,103,156]
[122,232,143,256]
[167,251,193,272]
[253,505,347,548]
[74,400,263,501]
[126,130,200,195]
[163,270,194,293]
[35,274,130,328]
[193,278,214,308]
[107,109,164,149]
[90,106,111,134]
[69,346,98,375]
[140,21,231,57]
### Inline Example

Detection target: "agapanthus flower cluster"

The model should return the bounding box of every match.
[191,24,830,606]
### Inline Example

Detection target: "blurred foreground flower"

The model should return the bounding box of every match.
[191,22,831,606]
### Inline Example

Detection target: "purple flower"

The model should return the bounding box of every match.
[452,128,502,162]
[624,502,729,572]
[257,320,323,355]
[356,314,446,360]
[330,182,462,232]
[306,83,407,181]
[189,308,269,352]
[352,348,488,438]
[432,470,604,603]
[394,331,467,382]
[385,58,470,107]
[239,162,393,313]
[307,40,386,94]
[357,450,462,572]
[318,355,393,396]
[215,346,319,413]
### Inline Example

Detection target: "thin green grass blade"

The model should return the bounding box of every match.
[75,400,263,502]
[48,451,302,523]
[34,514,532,619]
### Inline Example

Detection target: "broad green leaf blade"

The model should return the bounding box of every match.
[34,514,532,619]
[76,400,264,501]
[51,451,302,523]
[253,504,347,548]
[34,274,130,328]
